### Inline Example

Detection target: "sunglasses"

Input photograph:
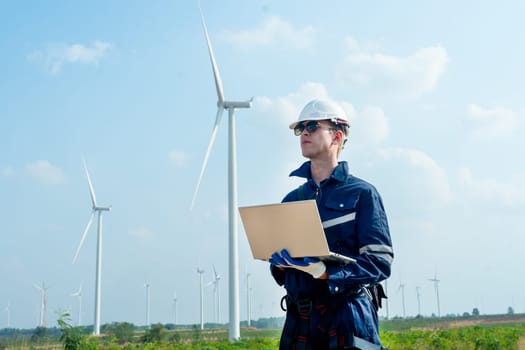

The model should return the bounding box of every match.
[293,121,336,136]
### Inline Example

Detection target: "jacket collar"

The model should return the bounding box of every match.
[289,161,350,183]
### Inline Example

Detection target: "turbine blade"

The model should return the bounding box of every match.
[82,159,97,208]
[71,282,82,296]
[198,3,225,104]
[190,107,224,209]
[73,211,95,264]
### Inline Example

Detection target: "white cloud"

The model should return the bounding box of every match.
[2,166,14,177]
[348,105,389,146]
[128,227,153,239]
[343,36,379,53]
[26,160,65,185]
[168,149,191,168]
[337,41,449,98]
[458,167,525,206]
[375,147,453,205]
[466,104,519,138]
[28,40,112,74]
[220,16,315,49]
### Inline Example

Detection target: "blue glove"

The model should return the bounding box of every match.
[270,249,326,279]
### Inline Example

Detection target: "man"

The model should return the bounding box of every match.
[270,99,393,350]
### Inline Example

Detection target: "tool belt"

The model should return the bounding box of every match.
[280,286,387,350]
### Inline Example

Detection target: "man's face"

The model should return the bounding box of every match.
[296,120,337,159]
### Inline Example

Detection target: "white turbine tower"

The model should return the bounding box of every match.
[71,283,83,326]
[144,283,151,327]
[416,286,422,317]
[397,283,406,318]
[197,267,205,330]
[33,281,48,328]
[207,266,221,323]
[172,291,178,325]
[246,272,252,327]
[429,272,441,317]
[5,301,10,328]
[191,5,252,341]
[72,159,111,336]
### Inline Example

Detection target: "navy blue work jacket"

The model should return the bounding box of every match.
[271,161,394,300]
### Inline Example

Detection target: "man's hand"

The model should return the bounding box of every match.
[269,249,326,279]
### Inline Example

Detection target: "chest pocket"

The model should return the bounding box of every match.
[322,193,359,255]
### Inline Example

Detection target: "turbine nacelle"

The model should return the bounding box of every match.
[222,100,252,109]
[94,206,112,212]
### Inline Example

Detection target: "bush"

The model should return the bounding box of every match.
[104,322,135,344]
[58,312,99,350]
[141,323,166,343]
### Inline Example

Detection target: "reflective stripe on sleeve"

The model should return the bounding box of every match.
[322,212,356,229]
[359,244,394,264]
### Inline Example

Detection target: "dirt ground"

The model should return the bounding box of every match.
[518,337,525,350]
[446,316,525,328]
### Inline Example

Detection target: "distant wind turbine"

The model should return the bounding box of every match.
[246,272,252,327]
[207,266,221,323]
[72,159,111,336]
[71,283,83,326]
[397,282,406,318]
[416,286,422,317]
[429,272,441,317]
[33,281,48,328]
[173,291,178,325]
[197,267,205,330]
[191,5,252,341]
[144,283,151,327]
[5,301,10,328]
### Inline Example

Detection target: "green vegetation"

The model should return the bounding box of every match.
[1,314,524,349]
[381,326,524,350]
[57,313,98,350]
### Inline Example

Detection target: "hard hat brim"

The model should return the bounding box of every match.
[289,118,350,129]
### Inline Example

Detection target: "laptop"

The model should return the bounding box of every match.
[238,200,356,264]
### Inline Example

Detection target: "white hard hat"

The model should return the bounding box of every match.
[289,99,349,129]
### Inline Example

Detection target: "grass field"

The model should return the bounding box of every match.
[2,314,525,349]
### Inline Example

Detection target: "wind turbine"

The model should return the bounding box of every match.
[416,286,422,317]
[71,283,83,326]
[5,301,10,328]
[197,267,205,330]
[72,159,111,335]
[144,283,151,327]
[172,291,178,325]
[33,281,48,328]
[207,265,221,323]
[246,272,252,327]
[429,272,441,317]
[191,5,252,341]
[397,282,406,318]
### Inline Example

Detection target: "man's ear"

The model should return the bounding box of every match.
[333,130,344,145]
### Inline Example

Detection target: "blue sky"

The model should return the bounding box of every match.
[1,0,525,329]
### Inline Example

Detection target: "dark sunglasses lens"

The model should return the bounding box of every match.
[305,122,319,133]
[294,124,305,136]
[294,122,320,136]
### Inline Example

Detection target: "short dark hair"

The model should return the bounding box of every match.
[328,121,349,137]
